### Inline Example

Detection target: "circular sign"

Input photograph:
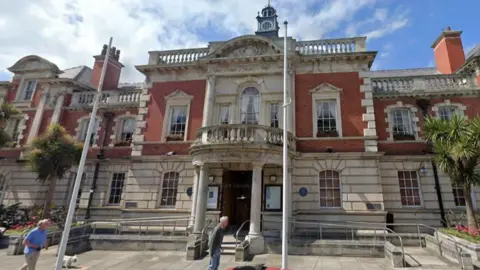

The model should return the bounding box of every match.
[299,187,308,197]
[186,187,193,197]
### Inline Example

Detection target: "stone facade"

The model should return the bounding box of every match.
[1,5,480,255]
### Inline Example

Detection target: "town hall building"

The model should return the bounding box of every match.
[1,3,480,254]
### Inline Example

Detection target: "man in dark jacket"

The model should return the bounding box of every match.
[208,216,229,270]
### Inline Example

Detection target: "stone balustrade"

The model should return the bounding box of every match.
[372,74,478,94]
[193,124,295,150]
[148,48,210,65]
[71,90,141,107]
[295,37,366,55]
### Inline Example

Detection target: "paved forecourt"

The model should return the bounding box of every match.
[0,248,462,270]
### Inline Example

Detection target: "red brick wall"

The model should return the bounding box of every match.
[295,73,364,137]
[6,79,20,102]
[294,73,365,152]
[38,110,53,135]
[434,36,465,74]
[297,139,365,152]
[91,60,122,90]
[143,80,206,143]
[142,143,190,156]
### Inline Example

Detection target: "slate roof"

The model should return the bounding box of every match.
[466,44,480,60]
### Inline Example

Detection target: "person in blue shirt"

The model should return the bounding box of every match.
[19,219,50,270]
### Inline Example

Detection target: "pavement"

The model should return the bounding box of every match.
[0,247,463,270]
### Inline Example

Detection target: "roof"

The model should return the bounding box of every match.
[58,66,94,88]
[466,44,480,60]
[118,82,144,90]
[367,67,438,78]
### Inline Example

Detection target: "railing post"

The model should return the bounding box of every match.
[417,224,422,247]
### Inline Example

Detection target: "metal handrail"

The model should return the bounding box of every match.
[91,217,192,236]
[235,220,250,248]
[341,221,466,269]
[109,216,192,222]
[199,219,213,256]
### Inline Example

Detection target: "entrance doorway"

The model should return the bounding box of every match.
[221,171,252,230]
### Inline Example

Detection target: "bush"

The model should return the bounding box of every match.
[441,225,480,243]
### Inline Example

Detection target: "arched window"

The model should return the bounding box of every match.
[240,87,260,124]
[160,172,179,207]
[319,170,341,208]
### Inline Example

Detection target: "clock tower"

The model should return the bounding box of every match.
[255,2,280,38]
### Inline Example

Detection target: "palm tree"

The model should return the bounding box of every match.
[0,103,20,147]
[26,124,83,218]
[423,114,480,230]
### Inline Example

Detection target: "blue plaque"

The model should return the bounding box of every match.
[299,187,308,197]
[186,187,193,197]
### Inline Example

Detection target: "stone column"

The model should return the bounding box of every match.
[26,87,49,143]
[201,76,215,127]
[50,94,65,124]
[189,166,200,228]
[248,164,265,254]
[193,164,208,235]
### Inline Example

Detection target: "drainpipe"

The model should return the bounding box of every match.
[416,99,447,227]
[85,112,114,220]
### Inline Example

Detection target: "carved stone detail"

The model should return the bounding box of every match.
[228,45,269,57]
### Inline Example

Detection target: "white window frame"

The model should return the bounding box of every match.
[75,115,102,147]
[107,172,126,205]
[240,86,261,125]
[310,83,343,138]
[217,104,231,125]
[390,108,414,137]
[432,100,466,120]
[268,102,282,128]
[158,171,180,208]
[385,101,419,141]
[317,170,343,208]
[398,170,423,208]
[161,90,193,142]
[119,118,136,142]
[18,79,37,101]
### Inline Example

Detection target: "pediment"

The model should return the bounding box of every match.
[207,35,283,59]
[8,55,61,74]
[165,90,193,101]
[309,82,342,94]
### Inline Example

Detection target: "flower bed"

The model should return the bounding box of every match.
[440,225,480,243]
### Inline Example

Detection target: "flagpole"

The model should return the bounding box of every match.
[54,37,113,270]
[282,21,290,270]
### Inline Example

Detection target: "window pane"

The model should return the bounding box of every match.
[391,109,413,135]
[270,103,280,128]
[108,173,125,205]
[319,170,341,207]
[316,101,337,133]
[241,87,260,124]
[160,172,179,207]
[439,106,457,121]
[22,80,36,100]
[168,106,187,137]
[398,170,421,206]
[452,185,466,206]
[219,105,230,125]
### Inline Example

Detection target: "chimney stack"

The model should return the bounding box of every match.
[91,44,124,90]
[431,26,465,74]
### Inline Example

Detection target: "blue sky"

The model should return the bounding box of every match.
[0,0,479,82]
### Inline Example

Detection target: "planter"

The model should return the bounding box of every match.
[114,141,131,147]
[316,131,338,138]
[393,134,415,141]
[0,235,9,249]
[436,231,480,261]
[166,135,184,141]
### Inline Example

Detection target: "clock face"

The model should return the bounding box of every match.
[261,21,273,31]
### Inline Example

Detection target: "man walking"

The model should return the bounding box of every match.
[19,219,50,270]
[208,216,228,270]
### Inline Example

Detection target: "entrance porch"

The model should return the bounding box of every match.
[187,162,291,259]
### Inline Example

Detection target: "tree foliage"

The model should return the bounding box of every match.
[0,103,20,147]
[423,114,480,229]
[26,124,83,217]
[27,124,83,182]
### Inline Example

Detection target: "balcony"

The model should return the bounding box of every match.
[295,37,366,55]
[148,48,210,65]
[70,90,141,107]
[190,124,295,165]
[372,74,479,96]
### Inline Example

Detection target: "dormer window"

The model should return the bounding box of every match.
[20,80,37,101]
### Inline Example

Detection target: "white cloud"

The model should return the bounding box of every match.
[0,0,409,82]
[346,7,409,40]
